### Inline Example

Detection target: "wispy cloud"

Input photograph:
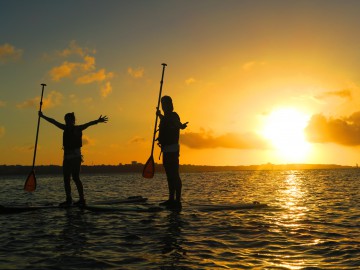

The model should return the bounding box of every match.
[181,129,271,149]
[17,91,63,110]
[185,77,196,85]
[315,89,352,100]
[56,40,95,58]
[0,126,5,138]
[0,43,23,63]
[128,136,146,144]
[76,69,114,84]
[127,67,144,78]
[100,82,112,98]
[242,60,266,71]
[82,134,95,146]
[305,112,360,146]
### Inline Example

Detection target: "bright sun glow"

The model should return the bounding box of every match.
[262,108,311,162]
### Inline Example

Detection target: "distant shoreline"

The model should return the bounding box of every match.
[0,163,356,176]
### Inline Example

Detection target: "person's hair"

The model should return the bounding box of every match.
[64,112,75,124]
[161,96,173,112]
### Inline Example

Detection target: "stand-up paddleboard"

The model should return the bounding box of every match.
[189,201,268,211]
[0,196,147,215]
[84,204,164,213]
[84,201,268,213]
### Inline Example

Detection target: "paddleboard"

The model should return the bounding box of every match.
[83,201,268,213]
[84,204,164,213]
[0,196,147,215]
[189,201,268,211]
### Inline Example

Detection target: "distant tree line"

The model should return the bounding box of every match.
[0,163,355,176]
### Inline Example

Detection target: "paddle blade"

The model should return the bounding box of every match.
[142,156,155,178]
[24,170,37,192]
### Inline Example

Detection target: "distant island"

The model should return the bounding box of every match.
[0,162,356,176]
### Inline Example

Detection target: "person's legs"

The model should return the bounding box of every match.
[163,152,182,206]
[71,157,85,203]
[62,159,73,204]
[163,152,175,201]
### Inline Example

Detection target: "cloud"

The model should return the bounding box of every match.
[0,126,5,138]
[14,144,36,152]
[17,91,63,109]
[47,41,114,97]
[127,67,144,78]
[128,136,146,144]
[82,135,95,146]
[100,82,112,98]
[305,112,360,146]
[180,129,271,149]
[49,55,96,82]
[0,100,6,107]
[56,40,95,57]
[185,77,196,85]
[0,43,23,63]
[242,61,266,71]
[315,89,352,100]
[76,69,114,84]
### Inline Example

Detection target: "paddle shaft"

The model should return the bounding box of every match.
[149,63,167,156]
[31,83,46,169]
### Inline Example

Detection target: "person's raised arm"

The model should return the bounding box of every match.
[80,115,108,130]
[171,113,188,130]
[39,112,65,129]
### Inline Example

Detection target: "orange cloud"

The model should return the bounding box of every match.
[315,89,352,100]
[0,43,23,63]
[128,136,146,144]
[57,40,96,57]
[100,82,112,98]
[0,126,5,138]
[49,55,96,81]
[127,67,144,78]
[185,77,196,85]
[180,129,271,149]
[82,135,95,146]
[17,91,63,110]
[305,112,360,145]
[76,69,114,84]
[48,42,114,97]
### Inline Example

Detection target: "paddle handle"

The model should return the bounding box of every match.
[150,63,167,156]
[31,83,46,169]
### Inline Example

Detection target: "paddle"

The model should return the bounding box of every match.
[24,83,46,192]
[142,63,167,178]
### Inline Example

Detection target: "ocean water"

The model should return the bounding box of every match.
[0,169,359,269]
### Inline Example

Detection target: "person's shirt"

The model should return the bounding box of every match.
[158,112,180,152]
[58,124,89,159]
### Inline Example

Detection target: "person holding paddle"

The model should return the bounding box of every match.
[157,95,188,210]
[39,111,108,206]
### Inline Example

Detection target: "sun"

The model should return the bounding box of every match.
[262,108,311,162]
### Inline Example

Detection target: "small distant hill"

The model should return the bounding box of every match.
[0,163,355,176]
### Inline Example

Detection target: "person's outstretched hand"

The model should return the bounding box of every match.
[98,115,108,123]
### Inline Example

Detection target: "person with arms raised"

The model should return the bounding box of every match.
[39,111,108,206]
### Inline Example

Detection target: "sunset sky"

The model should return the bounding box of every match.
[2,0,360,166]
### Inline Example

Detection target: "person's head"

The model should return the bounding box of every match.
[64,112,75,126]
[161,95,173,114]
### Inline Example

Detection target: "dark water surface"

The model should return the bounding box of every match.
[0,170,359,269]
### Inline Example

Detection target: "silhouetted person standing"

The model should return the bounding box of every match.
[39,111,108,206]
[157,96,188,210]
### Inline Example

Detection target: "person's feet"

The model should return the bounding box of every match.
[59,200,72,207]
[159,199,174,206]
[165,200,182,211]
[73,199,86,207]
